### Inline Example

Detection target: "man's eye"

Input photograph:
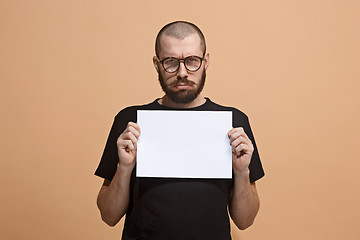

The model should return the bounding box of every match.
[186,57,199,65]
[165,59,176,65]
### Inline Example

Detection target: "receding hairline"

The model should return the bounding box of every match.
[155,21,206,57]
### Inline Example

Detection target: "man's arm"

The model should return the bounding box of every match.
[228,127,260,230]
[96,122,140,226]
[229,172,260,230]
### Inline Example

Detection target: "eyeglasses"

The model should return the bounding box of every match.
[159,55,204,73]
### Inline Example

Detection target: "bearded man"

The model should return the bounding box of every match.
[95,21,264,240]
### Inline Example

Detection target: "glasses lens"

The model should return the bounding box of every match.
[163,58,179,73]
[185,56,202,71]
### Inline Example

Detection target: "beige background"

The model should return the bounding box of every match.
[1,0,359,239]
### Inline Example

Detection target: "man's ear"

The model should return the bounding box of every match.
[204,53,210,71]
[153,56,160,73]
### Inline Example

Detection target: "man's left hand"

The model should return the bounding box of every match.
[228,127,254,176]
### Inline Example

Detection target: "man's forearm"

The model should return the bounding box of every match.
[97,165,133,226]
[229,170,260,230]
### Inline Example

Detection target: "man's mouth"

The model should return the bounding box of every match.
[174,83,191,90]
[173,80,195,90]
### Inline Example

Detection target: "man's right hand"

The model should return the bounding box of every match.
[117,122,141,169]
[98,121,140,226]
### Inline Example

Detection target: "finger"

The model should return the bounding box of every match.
[128,126,140,139]
[236,142,254,156]
[231,134,252,148]
[118,139,135,151]
[228,127,244,137]
[240,131,252,143]
[229,130,249,144]
[228,127,244,136]
[124,131,138,145]
[127,122,141,134]
[121,124,140,140]
[228,127,237,136]
[231,136,244,149]
[229,128,252,144]
[229,131,242,143]
[234,143,244,155]
[235,143,250,156]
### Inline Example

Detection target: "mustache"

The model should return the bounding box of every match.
[172,78,196,87]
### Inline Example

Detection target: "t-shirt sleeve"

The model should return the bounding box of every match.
[95,111,129,181]
[233,110,265,182]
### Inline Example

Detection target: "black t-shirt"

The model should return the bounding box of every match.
[95,98,264,240]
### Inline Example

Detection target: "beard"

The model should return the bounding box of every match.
[158,70,206,104]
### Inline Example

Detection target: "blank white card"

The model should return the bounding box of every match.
[136,110,232,178]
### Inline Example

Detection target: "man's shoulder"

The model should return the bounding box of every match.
[207,98,249,120]
[114,99,159,118]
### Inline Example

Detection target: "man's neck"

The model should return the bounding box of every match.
[158,95,206,109]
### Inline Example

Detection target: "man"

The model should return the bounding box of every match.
[95,21,264,240]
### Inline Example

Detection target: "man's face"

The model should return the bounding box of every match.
[154,34,209,104]
[158,68,206,104]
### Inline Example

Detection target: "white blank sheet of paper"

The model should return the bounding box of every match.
[136,110,232,178]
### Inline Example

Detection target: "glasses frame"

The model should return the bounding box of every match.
[158,55,204,73]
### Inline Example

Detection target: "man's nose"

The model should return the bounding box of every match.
[177,61,188,78]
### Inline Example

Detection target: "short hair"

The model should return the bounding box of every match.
[155,21,206,57]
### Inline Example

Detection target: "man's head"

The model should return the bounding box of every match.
[155,21,206,58]
[153,21,209,104]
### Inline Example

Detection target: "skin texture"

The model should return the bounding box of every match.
[97,33,260,230]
